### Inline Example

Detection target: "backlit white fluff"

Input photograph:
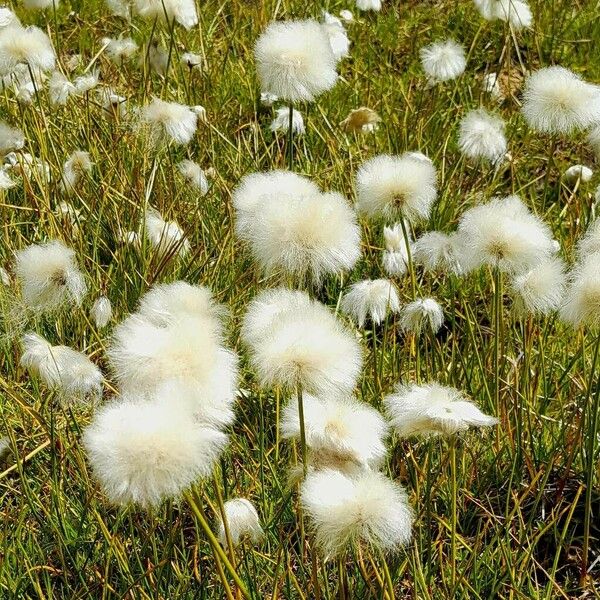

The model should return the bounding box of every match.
[564,164,593,183]
[0,25,56,75]
[233,170,319,239]
[412,231,465,274]
[148,42,168,74]
[384,383,497,437]
[145,208,190,258]
[495,0,532,29]
[0,7,19,28]
[177,159,209,195]
[0,121,24,156]
[281,394,388,470]
[73,72,99,95]
[243,188,361,284]
[270,107,305,134]
[107,313,220,393]
[83,397,226,507]
[133,0,197,29]
[23,0,59,9]
[400,298,444,334]
[60,150,93,194]
[339,9,353,20]
[420,40,466,83]
[322,12,350,62]
[522,67,600,134]
[458,109,507,163]
[98,87,127,119]
[243,290,362,396]
[341,279,400,327]
[356,154,437,223]
[254,20,338,103]
[181,52,203,69]
[577,219,600,259]
[0,167,15,190]
[457,195,555,274]
[20,332,102,403]
[217,498,264,547]
[483,72,503,100]
[300,469,412,559]
[105,0,132,18]
[560,255,600,328]
[12,152,51,183]
[511,257,566,315]
[91,296,112,328]
[137,98,197,148]
[102,37,138,63]
[15,240,87,312]
[355,0,382,10]
[240,288,312,348]
[588,125,600,160]
[137,281,225,329]
[381,222,410,276]
[48,71,76,105]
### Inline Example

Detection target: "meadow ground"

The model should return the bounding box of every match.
[1,0,600,598]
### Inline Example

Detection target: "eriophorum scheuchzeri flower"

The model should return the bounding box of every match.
[341,279,401,328]
[458,108,507,164]
[217,499,264,547]
[420,40,466,83]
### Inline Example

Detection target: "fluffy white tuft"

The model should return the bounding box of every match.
[560,255,600,328]
[83,397,226,507]
[21,332,103,403]
[458,108,507,163]
[563,164,593,183]
[400,298,444,334]
[381,222,411,276]
[457,195,555,274]
[384,382,497,437]
[137,98,197,148]
[60,150,93,194]
[511,257,566,315]
[15,240,87,312]
[341,279,400,327]
[522,66,600,134]
[0,120,24,156]
[145,208,190,258]
[102,36,138,63]
[270,107,305,134]
[281,394,388,470]
[321,12,350,62]
[355,0,382,11]
[420,40,466,83]
[300,468,412,559]
[133,0,197,29]
[356,154,437,223]
[254,19,338,103]
[91,296,112,329]
[177,159,209,195]
[242,289,362,396]
[0,25,56,75]
[217,498,264,547]
[412,231,465,274]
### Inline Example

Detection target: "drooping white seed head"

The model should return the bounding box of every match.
[217,498,264,547]
[400,298,444,334]
[341,279,401,327]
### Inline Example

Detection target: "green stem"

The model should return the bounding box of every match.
[287,105,294,171]
[449,436,458,593]
[297,383,307,475]
[493,267,503,420]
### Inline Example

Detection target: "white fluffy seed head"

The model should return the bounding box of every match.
[217,498,264,547]
[60,150,93,194]
[105,0,132,18]
[382,222,411,275]
[242,290,362,396]
[91,296,112,328]
[20,332,103,404]
[48,70,75,105]
[83,397,226,507]
[102,36,138,62]
[522,67,600,134]
[588,125,600,160]
[341,279,401,327]
[300,468,412,559]
[356,154,437,223]
[474,0,532,29]
[15,240,87,312]
[73,72,99,95]
[233,170,319,239]
[270,107,305,134]
[457,195,555,274]
[137,98,197,148]
[321,13,350,62]
[254,19,338,103]
[137,281,226,330]
[177,159,209,195]
[355,0,382,11]
[384,382,497,437]
[483,72,503,100]
[511,257,566,315]
[458,108,507,163]
[0,120,24,155]
[420,40,466,83]
[133,0,197,29]
[412,231,465,274]
[577,219,600,260]
[145,208,190,258]
[563,164,593,183]
[400,298,444,334]
[0,25,56,75]
[241,185,361,284]
[560,255,600,328]
[281,394,388,471]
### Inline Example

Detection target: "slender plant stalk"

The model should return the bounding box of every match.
[449,436,458,593]
[493,267,503,423]
[297,383,308,475]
